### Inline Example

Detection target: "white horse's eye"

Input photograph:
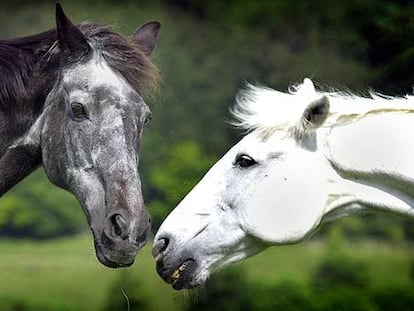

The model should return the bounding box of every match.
[234,154,257,168]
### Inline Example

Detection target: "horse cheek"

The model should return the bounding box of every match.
[242,162,325,244]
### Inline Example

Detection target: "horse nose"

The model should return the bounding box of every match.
[104,211,151,247]
[135,215,151,246]
[105,213,129,240]
[152,237,170,261]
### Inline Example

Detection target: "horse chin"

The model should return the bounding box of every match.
[93,236,137,269]
[95,248,135,268]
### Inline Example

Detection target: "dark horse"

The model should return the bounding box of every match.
[0,4,160,268]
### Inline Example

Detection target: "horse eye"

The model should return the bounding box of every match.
[70,102,87,121]
[235,154,257,168]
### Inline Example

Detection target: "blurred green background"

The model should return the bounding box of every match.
[0,0,413,310]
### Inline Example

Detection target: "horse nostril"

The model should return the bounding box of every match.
[110,214,128,238]
[152,237,170,260]
[136,223,150,246]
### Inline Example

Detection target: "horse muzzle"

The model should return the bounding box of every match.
[91,210,151,268]
[152,237,204,289]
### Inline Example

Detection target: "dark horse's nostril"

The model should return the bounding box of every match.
[110,214,128,238]
[136,221,150,245]
[152,237,169,260]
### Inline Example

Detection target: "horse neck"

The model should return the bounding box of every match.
[321,111,414,221]
[0,33,59,195]
[323,174,414,222]
[0,37,59,155]
[0,76,51,195]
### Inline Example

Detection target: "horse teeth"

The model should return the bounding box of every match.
[155,253,163,262]
[170,260,191,284]
[171,269,181,281]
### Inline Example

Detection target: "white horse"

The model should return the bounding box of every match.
[152,79,414,289]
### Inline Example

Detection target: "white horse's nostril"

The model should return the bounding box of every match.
[152,237,169,260]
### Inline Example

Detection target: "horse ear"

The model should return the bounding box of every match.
[301,78,316,93]
[300,95,330,131]
[55,3,91,57]
[132,21,161,55]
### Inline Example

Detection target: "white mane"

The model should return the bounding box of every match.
[231,78,414,136]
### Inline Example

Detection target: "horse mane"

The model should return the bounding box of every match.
[0,22,159,112]
[231,78,414,137]
[0,28,58,111]
[76,23,159,96]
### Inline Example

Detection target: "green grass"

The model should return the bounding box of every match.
[0,234,412,310]
[0,234,181,311]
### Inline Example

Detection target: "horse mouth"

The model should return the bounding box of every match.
[95,243,135,268]
[98,253,134,268]
[166,259,196,290]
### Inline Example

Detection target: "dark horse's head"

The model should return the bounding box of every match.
[26,5,160,267]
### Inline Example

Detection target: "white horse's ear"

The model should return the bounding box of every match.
[295,96,330,136]
[301,78,316,93]
[303,96,330,128]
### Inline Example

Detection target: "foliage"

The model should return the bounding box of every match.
[311,252,373,311]
[146,141,215,230]
[183,267,253,311]
[0,170,86,239]
[312,225,367,289]
[312,256,368,291]
[370,285,414,311]
[250,280,313,311]
[165,0,414,95]
[309,238,414,311]
[317,213,408,243]
[310,256,414,311]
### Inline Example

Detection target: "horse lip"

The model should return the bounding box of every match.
[166,259,196,290]
[95,243,135,268]
[99,255,133,268]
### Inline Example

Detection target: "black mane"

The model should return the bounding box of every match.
[0,28,59,112]
[0,22,158,113]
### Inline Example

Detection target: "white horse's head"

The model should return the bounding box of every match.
[153,79,414,289]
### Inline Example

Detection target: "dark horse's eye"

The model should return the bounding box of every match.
[70,102,87,121]
[234,154,257,168]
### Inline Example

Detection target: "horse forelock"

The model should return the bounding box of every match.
[77,23,159,97]
[231,80,414,139]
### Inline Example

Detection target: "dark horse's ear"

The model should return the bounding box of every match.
[132,21,161,56]
[55,3,91,58]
